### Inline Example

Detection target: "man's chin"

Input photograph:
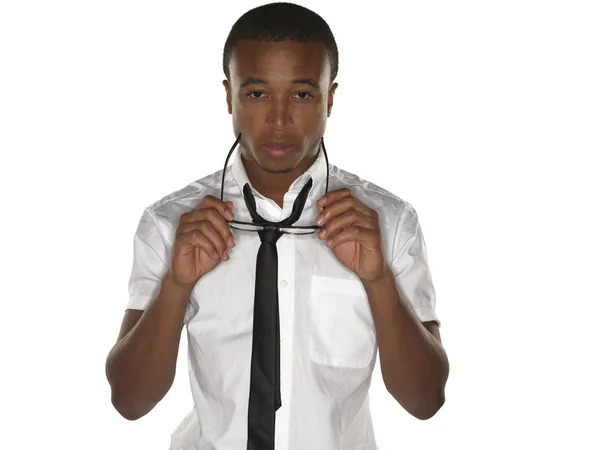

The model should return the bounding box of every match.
[250,150,301,173]
[241,143,315,175]
[261,165,295,174]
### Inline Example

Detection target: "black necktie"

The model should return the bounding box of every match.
[243,178,313,450]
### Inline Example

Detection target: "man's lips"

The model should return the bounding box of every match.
[262,144,296,158]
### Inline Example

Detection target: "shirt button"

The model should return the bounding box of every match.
[280,280,288,287]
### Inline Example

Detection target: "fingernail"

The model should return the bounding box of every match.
[228,236,236,247]
[213,250,220,259]
[316,215,324,225]
[226,209,234,220]
[222,251,230,260]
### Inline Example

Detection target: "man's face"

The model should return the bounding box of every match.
[223,40,337,174]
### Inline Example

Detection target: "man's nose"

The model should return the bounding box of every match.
[265,100,293,131]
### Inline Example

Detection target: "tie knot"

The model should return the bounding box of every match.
[242,178,314,230]
[259,228,282,244]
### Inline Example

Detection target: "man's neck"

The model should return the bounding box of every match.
[241,153,317,208]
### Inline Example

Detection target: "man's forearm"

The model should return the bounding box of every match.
[106,271,193,420]
[362,268,449,420]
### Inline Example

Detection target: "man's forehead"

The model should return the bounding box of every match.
[230,40,329,82]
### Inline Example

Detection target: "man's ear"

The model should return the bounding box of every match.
[223,80,232,114]
[328,82,338,117]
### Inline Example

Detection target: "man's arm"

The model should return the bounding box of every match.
[105,270,193,420]
[362,268,449,420]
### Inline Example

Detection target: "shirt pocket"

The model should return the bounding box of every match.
[309,275,377,369]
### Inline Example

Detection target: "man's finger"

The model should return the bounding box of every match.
[318,209,375,240]
[194,195,234,221]
[317,195,373,226]
[316,188,352,212]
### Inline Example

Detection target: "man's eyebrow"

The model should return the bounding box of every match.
[238,76,321,90]
[239,76,268,88]
[293,78,321,89]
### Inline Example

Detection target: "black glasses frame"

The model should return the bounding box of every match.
[219,133,330,235]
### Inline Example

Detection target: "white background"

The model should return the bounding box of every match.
[1,0,599,448]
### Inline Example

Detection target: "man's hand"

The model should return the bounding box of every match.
[172,195,237,287]
[315,188,388,282]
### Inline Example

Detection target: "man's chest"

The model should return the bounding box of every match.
[184,233,377,371]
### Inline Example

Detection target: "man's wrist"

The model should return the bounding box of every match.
[361,266,394,290]
[163,270,197,296]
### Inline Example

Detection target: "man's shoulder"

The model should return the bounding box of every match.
[143,167,224,225]
[332,165,416,219]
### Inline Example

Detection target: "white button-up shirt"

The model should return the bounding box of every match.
[126,145,440,449]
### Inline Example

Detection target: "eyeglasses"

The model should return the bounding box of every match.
[219,133,330,235]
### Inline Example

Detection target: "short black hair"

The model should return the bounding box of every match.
[223,2,338,84]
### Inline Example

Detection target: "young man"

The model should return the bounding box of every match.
[105,2,449,449]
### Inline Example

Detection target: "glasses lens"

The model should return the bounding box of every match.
[281,227,317,235]
[229,222,263,232]
[230,222,317,235]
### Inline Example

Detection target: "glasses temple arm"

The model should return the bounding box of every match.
[221,132,242,201]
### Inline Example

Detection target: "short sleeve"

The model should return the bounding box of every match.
[389,203,440,326]
[126,207,170,311]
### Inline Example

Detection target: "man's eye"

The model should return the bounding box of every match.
[247,91,265,99]
[295,92,313,100]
